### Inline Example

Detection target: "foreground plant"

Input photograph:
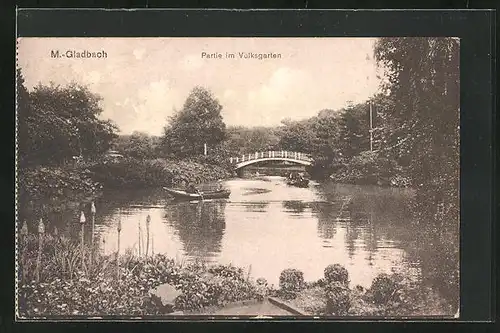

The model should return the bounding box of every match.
[278,269,305,300]
[18,236,259,317]
[276,264,454,317]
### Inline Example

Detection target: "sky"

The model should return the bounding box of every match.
[17,37,382,136]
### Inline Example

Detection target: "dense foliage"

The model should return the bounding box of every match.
[265,38,459,309]
[173,264,256,310]
[18,165,101,220]
[17,76,234,220]
[374,38,460,306]
[278,264,453,317]
[324,264,350,286]
[17,38,460,316]
[18,235,258,316]
[330,150,406,186]
[325,281,351,315]
[112,132,162,159]
[275,100,403,183]
[18,70,118,166]
[223,126,281,155]
[368,273,401,305]
[278,268,305,300]
[89,157,233,188]
[374,37,459,225]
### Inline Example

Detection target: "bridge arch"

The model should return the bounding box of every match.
[229,151,313,170]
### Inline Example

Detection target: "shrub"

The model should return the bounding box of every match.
[19,166,101,215]
[324,264,349,286]
[325,281,351,315]
[308,278,326,288]
[255,278,269,300]
[173,264,257,311]
[279,269,305,300]
[208,264,245,281]
[256,277,268,286]
[90,157,233,189]
[368,273,401,304]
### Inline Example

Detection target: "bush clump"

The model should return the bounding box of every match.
[207,264,245,280]
[324,264,349,286]
[90,157,233,189]
[368,273,401,305]
[325,281,351,315]
[279,268,305,300]
[255,278,269,300]
[19,166,101,210]
[173,264,256,311]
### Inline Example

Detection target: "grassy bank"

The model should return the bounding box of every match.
[19,157,234,220]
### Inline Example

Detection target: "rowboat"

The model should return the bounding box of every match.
[163,187,231,200]
[286,178,310,188]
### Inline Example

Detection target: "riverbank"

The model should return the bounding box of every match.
[325,151,411,188]
[18,234,454,318]
[18,157,234,221]
[18,164,103,223]
[89,157,234,189]
[273,275,454,317]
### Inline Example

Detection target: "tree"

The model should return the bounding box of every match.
[374,37,460,307]
[18,79,118,166]
[113,132,161,159]
[308,113,342,171]
[224,126,280,155]
[278,118,317,153]
[374,37,459,224]
[17,69,33,164]
[276,113,344,178]
[337,103,370,158]
[162,87,226,158]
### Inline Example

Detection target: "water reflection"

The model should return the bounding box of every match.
[243,201,269,212]
[282,200,309,214]
[344,223,360,259]
[313,203,337,240]
[163,201,226,260]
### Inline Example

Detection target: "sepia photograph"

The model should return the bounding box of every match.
[16,36,460,319]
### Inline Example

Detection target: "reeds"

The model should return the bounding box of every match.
[145,215,150,257]
[19,232,114,283]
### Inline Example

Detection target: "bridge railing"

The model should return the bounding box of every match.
[229,151,313,164]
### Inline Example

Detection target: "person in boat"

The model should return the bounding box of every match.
[215,180,224,191]
[185,182,200,194]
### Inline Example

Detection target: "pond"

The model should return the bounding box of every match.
[40,176,457,305]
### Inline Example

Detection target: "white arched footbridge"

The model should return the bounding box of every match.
[229,151,313,170]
